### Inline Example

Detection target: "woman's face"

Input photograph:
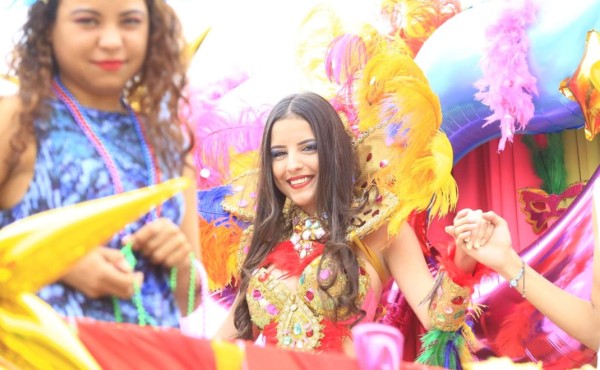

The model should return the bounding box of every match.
[51,0,149,106]
[270,117,319,216]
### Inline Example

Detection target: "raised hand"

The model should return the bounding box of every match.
[446,209,515,271]
[446,208,495,250]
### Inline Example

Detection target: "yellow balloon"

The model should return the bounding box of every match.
[0,177,191,369]
[1,293,100,370]
[591,60,600,89]
[0,177,191,296]
[559,30,600,141]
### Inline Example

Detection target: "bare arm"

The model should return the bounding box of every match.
[502,249,600,350]
[214,295,259,341]
[454,210,600,350]
[215,303,239,340]
[377,217,482,330]
[380,222,436,329]
[0,97,15,189]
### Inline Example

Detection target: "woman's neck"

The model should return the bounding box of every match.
[77,94,124,113]
[55,76,126,113]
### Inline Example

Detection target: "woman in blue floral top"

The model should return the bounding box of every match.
[0,0,200,327]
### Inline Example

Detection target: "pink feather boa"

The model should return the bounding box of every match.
[474,0,538,151]
[179,74,268,189]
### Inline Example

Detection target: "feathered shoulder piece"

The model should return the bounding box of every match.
[348,50,458,236]
[221,44,457,240]
[204,6,459,290]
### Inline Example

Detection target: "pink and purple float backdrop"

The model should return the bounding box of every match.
[415,0,600,163]
[392,0,600,366]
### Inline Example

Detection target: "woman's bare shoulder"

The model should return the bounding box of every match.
[360,221,394,247]
[0,95,25,195]
[0,95,22,132]
[0,94,23,146]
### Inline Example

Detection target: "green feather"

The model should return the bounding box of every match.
[521,133,567,194]
[416,329,465,369]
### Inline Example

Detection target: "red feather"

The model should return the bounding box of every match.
[436,242,493,289]
[493,301,537,358]
[262,241,325,277]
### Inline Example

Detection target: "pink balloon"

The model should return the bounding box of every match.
[353,323,404,370]
[472,166,599,367]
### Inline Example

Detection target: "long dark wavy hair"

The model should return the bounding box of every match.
[233,92,364,339]
[6,0,191,174]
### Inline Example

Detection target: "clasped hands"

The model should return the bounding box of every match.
[446,208,495,250]
[445,208,514,272]
[60,217,193,299]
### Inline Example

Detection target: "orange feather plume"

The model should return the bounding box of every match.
[199,217,243,292]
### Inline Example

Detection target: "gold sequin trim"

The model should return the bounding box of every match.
[427,272,471,332]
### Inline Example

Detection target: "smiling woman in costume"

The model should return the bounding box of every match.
[214,91,492,369]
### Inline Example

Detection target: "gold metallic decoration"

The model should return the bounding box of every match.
[559,30,600,141]
[427,272,471,332]
[348,121,400,239]
[182,27,211,68]
[246,255,368,352]
[222,169,260,222]
[0,177,191,369]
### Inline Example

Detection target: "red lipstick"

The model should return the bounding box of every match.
[95,61,123,71]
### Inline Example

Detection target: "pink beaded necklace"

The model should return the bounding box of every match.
[51,77,161,325]
[51,77,161,197]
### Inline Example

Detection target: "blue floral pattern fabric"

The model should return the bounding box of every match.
[0,99,184,327]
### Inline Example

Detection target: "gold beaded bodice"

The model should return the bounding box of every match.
[246,249,369,352]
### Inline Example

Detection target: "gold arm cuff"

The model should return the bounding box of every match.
[427,272,471,332]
